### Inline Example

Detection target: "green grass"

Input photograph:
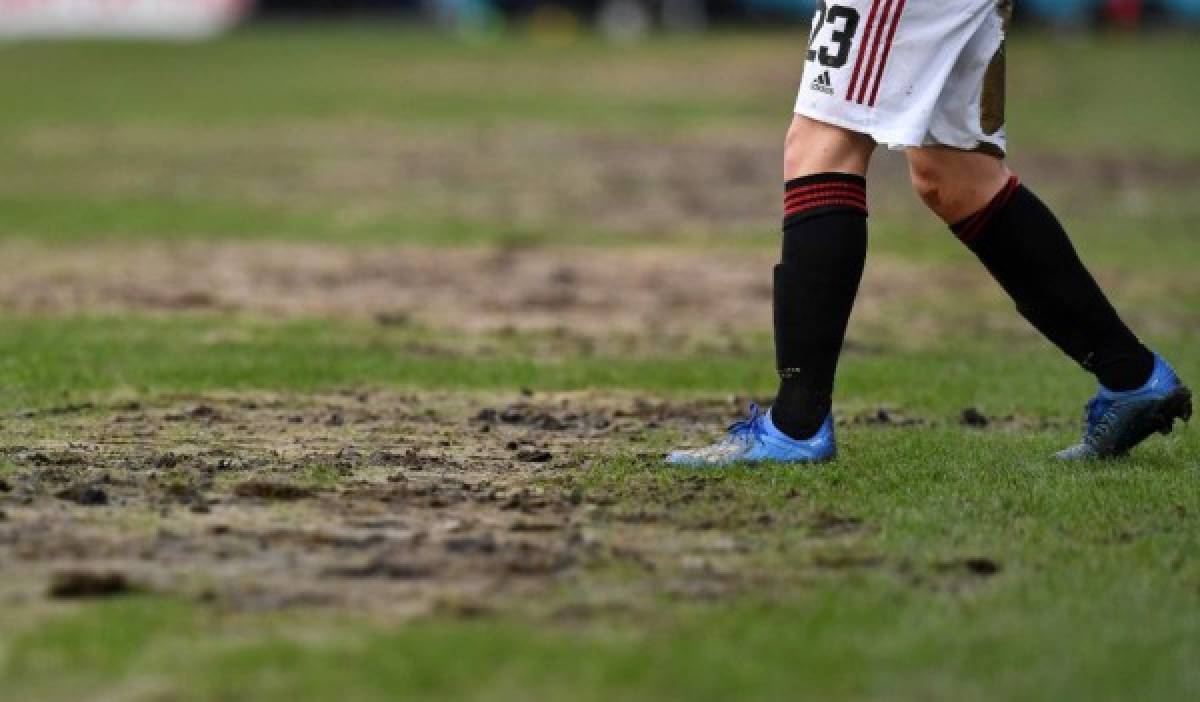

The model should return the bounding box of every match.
[0,28,1197,247]
[2,315,1195,419]
[5,583,1199,702]
[0,192,599,246]
[2,28,1197,148]
[0,30,782,131]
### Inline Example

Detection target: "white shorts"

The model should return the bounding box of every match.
[795,0,1011,156]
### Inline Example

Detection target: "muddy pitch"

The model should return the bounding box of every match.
[3,242,1147,348]
[0,392,850,617]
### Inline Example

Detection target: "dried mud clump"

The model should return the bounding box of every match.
[960,407,990,428]
[233,480,318,501]
[55,483,110,506]
[848,408,925,428]
[49,570,138,599]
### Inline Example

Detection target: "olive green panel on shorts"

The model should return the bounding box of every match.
[980,0,1013,137]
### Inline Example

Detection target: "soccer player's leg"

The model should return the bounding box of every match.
[906,146,1192,459]
[665,117,874,467]
[773,116,875,443]
[668,0,1012,467]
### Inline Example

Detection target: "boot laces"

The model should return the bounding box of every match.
[726,403,767,446]
[1084,396,1114,438]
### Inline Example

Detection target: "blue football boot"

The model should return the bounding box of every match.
[666,404,836,467]
[1056,354,1192,460]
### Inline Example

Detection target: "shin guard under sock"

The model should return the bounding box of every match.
[954,176,1154,391]
[772,173,868,439]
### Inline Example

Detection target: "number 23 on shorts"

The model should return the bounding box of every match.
[807,1,861,69]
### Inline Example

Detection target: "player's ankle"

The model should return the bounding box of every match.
[770,386,830,441]
[1090,346,1156,393]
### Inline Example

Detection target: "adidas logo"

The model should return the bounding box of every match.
[811,70,834,95]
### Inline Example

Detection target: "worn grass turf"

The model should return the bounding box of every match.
[0,27,1198,702]
[0,315,1195,417]
[2,426,1198,702]
[4,575,1199,702]
[1,316,1197,701]
[1,29,1198,248]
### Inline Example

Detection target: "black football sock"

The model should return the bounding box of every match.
[953,175,1154,391]
[771,173,868,440]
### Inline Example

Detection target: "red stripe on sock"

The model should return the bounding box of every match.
[785,198,868,217]
[785,184,867,203]
[786,196,866,212]
[785,191,867,208]
[786,183,866,194]
[955,175,1021,245]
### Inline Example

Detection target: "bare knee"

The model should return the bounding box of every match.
[908,155,950,211]
[907,147,1011,224]
[784,115,875,180]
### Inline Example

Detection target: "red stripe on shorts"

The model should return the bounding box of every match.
[867,0,908,107]
[844,0,882,102]
[855,0,896,104]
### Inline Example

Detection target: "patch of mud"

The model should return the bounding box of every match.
[232,480,318,501]
[0,393,1042,618]
[836,406,1067,432]
[1,245,789,343]
[2,241,1192,348]
[14,121,1199,240]
[916,556,1004,593]
[846,407,926,428]
[13,124,785,237]
[0,392,800,618]
[954,408,1069,432]
[54,482,109,506]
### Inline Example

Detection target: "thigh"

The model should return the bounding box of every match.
[785,114,876,180]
